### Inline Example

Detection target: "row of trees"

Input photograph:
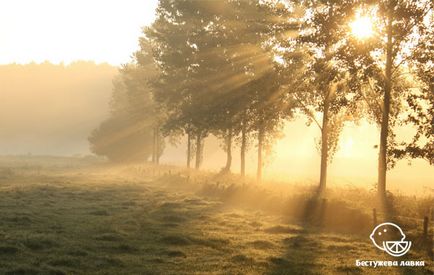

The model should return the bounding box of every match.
[91,0,433,203]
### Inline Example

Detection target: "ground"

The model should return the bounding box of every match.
[0,157,432,274]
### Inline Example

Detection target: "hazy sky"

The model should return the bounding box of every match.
[0,62,116,155]
[0,0,158,65]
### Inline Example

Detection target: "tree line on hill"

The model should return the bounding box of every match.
[89,0,433,203]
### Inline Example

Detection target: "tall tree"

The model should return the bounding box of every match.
[290,0,357,193]
[135,37,166,165]
[144,0,216,169]
[342,0,433,203]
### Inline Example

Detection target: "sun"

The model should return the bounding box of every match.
[350,15,374,39]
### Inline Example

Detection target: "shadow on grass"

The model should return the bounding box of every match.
[0,177,225,274]
[267,189,374,275]
[266,191,325,275]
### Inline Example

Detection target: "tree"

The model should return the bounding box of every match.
[388,1,434,165]
[89,63,162,162]
[135,39,165,165]
[145,0,297,174]
[290,0,357,193]
[342,0,433,203]
[144,0,213,169]
[202,0,297,175]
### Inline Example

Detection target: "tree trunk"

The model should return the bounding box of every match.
[257,125,264,182]
[378,10,393,203]
[224,127,232,172]
[200,137,205,167]
[152,128,157,164]
[195,132,202,170]
[155,126,160,165]
[241,118,247,177]
[187,131,191,169]
[319,91,330,193]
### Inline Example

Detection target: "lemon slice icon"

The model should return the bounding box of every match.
[383,241,411,257]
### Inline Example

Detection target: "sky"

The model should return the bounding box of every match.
[0,0,158,65]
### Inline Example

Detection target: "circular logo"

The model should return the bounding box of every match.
[369,222,411,257]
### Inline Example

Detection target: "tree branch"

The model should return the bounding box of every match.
[292,93,323,131]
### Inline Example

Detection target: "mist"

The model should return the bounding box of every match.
[0,62,116,155]
[162,120,433,195]
[0,62,431,193]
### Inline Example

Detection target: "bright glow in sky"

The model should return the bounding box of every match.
[350,14,374,39]
[0,0,158,65]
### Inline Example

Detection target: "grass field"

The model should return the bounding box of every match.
[0,156,432,274]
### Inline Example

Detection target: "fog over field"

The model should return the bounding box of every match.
[0,64,430,193]
[162,121,433,194]
[0,62,116,155]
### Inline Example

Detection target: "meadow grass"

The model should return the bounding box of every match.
[0,156,431,274]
